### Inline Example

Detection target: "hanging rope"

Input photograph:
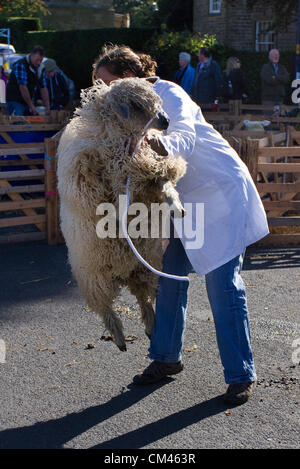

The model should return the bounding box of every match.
[121,121,189,282]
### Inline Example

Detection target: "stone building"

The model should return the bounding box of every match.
[193,0,296,51]
[43,0,129,30]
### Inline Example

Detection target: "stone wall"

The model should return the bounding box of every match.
[277,24,297,52]
[43,0,116,30]
[193,0,296,51]
[193,0,228,44]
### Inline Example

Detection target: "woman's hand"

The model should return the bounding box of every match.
[145,137,168,156]
[125,136,168,157]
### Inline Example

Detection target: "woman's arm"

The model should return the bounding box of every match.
[236,70,249,97]
[154,82,197,159]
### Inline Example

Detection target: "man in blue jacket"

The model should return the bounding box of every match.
[191,47,223,105]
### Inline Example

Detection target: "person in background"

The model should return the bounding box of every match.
[260,49,290,107]
[222,57,249,101]
[173,52,195,96]
[191,47,223,105]
[43,59,69,110]
[5,45,50,116]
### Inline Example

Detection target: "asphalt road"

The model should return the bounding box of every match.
[0,241,299,449]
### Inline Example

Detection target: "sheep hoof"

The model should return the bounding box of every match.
[118,343,127,352]
[170,203,186,219]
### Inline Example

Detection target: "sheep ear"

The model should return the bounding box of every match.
[115,103,130,120]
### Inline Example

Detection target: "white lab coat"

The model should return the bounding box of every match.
[153,78,269,276]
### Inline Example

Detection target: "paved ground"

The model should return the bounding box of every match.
[0,241,299,449]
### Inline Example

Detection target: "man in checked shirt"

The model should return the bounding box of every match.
[6,45,50,116]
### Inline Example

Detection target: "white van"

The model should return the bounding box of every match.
[0,43,16,55]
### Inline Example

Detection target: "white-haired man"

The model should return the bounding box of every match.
[260,49,290,107]
[174,52,195,96]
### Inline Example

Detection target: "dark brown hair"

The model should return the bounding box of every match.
[31,45,45,56]
[199,47,210,58]
[92,44,157,83]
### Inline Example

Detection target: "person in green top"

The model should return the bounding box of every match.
[260,49,290,107]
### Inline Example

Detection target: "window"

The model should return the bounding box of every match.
[209,0,222,14]
[255,21,276,52]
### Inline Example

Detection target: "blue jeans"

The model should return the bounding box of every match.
[6,101,29,116]
[149,233,257,384]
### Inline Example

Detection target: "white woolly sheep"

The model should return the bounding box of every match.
[57,78,186,351]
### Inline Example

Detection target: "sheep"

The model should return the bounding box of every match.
[57,78,186,351]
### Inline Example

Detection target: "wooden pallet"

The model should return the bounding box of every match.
[44,137,64,245]
[0,117,67,244]
[230,131,300,246]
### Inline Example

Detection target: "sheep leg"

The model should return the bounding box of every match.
[162,181,186,218]
[101,307,127,352]
[128,272,156,339]
[76,273,127,351]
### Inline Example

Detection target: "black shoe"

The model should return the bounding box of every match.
[133,360,183,385]
[223,381,256,405]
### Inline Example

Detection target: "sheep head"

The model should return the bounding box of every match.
[76,78,169,139]
[106,78,169,136]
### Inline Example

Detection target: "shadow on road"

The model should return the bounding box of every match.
[1,242,299,309]
[0,380,226,449]
[0,242,72,306]
[91,393,226,449]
